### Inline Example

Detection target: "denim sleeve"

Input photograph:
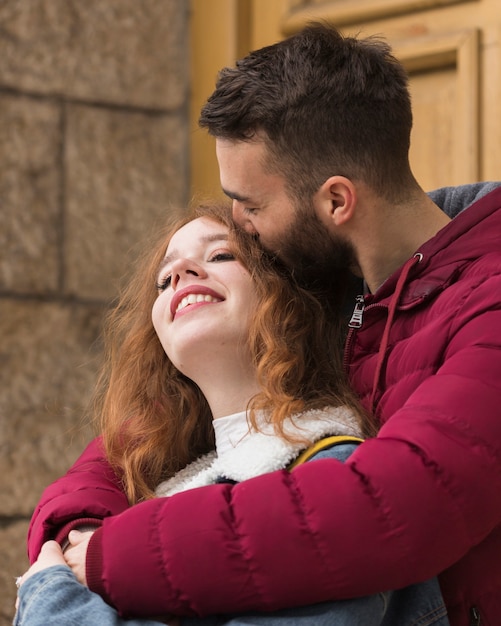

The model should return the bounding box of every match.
[14,566,166,626]
[14,566,389,626]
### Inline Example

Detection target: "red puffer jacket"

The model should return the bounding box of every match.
[342,187,501,625]
[27,437,129,554]
[28,188,501,626]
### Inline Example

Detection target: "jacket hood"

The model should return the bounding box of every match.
[362,186,501,413]
[375,187,501,309]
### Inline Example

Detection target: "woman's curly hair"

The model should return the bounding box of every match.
[93,202,368,504]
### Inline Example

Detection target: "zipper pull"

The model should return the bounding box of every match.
[348,295,365,328]
[470,606,481,625]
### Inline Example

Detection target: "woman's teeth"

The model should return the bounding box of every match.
[176,293,220,314]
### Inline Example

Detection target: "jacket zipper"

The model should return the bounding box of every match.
[344,295,365,372]
[343,296,388,370]
[348,294,365,329]
[470,606,481,625]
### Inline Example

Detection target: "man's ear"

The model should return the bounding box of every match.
[315,176,356,227]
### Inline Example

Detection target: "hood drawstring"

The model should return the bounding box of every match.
[370,253,423,413]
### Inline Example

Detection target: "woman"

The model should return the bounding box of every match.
[16,204,448,625]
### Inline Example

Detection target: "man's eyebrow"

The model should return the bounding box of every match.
[156,233,229,275]
[222,187,252,203]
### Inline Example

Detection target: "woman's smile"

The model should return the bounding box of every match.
[170,285,224,319]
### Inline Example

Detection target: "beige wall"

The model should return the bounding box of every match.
[0,1,190,623]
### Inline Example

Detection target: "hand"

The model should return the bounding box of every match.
[63,530,94,586]
[17,541,68,589]
[15,541,68,610]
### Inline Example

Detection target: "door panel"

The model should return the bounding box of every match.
[397,28,480,187]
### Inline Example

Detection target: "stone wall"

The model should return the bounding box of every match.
[0,1,190,623]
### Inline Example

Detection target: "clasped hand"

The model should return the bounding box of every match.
[62,529,94,584]
[16,531,181,625]
[17,529,93,590]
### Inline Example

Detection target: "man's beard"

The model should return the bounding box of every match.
[272,201,357,298]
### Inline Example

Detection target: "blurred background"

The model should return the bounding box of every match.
[1,0,499,622]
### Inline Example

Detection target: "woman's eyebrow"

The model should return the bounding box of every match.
[156,233,229,275]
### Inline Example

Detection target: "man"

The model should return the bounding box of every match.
[196,24,501,625]
[28,24,501,626]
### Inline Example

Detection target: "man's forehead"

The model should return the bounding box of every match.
[216,136,267,159]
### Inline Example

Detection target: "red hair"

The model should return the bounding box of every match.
[93,203,367,503]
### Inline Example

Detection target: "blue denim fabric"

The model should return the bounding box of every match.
[14,566,164,626]
[14,566,448,626]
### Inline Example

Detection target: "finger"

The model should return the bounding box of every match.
[68,530,86,545]
[40,540,64,556]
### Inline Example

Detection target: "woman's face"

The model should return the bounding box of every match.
[152,217,258,374]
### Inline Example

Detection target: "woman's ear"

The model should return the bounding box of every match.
[315,176,357,228]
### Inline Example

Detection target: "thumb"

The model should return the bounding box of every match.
[40,540,64,557]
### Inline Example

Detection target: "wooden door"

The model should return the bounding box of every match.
[190,0,501,196]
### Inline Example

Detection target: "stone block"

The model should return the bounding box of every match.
[0,520,30,626]
[0,299,103,516]
[0,94,61,294]
[64,103,188,300]
[0,0,189,109]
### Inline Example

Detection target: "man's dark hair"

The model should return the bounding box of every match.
[200,23,417,202]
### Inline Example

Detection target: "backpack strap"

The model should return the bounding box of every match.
[288,435,364,470]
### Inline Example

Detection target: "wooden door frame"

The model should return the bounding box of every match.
[189,0,288,199]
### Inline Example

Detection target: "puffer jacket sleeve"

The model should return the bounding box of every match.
[27,437,128,563]
[83,272,501,619]
[86,422,501,619]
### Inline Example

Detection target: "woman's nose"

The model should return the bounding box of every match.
[171,258,208,289]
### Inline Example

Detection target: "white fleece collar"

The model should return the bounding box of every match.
[155,406,361,498]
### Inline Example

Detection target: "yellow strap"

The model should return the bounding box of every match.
[288,435,364,470]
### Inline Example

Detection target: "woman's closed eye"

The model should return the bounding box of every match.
[209,251,235,262]
[156,274,172,292]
